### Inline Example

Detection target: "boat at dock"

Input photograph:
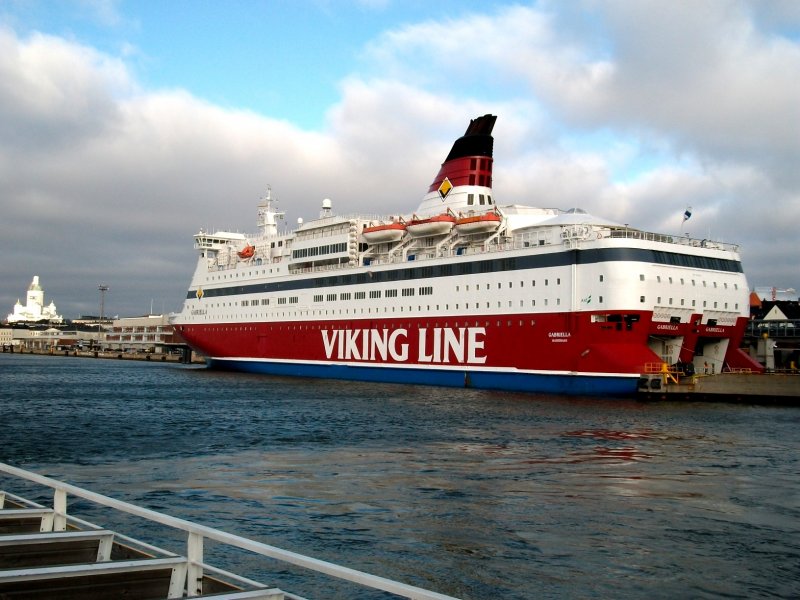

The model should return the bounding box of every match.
[171,114,763,396]
[0,462,456,599]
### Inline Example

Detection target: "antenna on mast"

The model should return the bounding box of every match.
[257,185,284,236]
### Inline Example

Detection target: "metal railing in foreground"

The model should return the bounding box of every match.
[0,461,458,600]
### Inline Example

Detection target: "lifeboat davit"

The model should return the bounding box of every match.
[362,222,406,244]
[455,212,502,234]
[237,244,255,259]
[406,214,456,237]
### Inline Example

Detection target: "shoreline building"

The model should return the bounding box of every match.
[7,276,63,324]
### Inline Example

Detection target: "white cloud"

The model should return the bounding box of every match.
[1,2,799,318]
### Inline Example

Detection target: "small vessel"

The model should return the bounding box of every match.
[406,213,456,237]
[237,244,255,259]
[362,221,406,243]
[455,211,502,234]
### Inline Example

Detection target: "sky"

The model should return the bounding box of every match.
[1,0,799,319]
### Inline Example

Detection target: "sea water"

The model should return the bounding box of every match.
[0,353,798,599]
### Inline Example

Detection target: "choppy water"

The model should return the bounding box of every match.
[0,353,798,599]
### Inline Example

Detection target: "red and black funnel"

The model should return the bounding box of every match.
[428,114,496,196]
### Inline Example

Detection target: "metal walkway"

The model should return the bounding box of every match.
[0,462,458,599]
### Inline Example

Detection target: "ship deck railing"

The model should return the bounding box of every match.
[205,223,740,274]
[0,462,458,600]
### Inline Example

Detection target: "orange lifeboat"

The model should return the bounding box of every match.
[455,212,502,234]
[406,214,456,237]
[237,244,255,259]
[362,222,406,244]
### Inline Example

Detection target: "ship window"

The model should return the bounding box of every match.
[545,299,549,306]
[681,299,684,306]
[640,296,645,303]
[714,302,718,308]
[470,158,477,170]
[355,292,365,299]
[488,196,493,205]
[599,275,604,282]
[681,278,684,284]
[657,276,661,283]
[692,300,696,307]
[468,194,474,206]
[658,297,661,303]
[703,281,707,287]
[509,282,513,288]
[557,278,561,285]
[469,174,476,185]
[640,274,645,281]
[669,298,673,305]
[703,301,707,307]
[599,296,603,303]
[479,194,485,205]
[734,284,738,290]
[545,279,549,286]
[714,282,717,288]
[692,280,696,286]
[669,277,673,283]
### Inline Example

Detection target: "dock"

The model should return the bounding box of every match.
[0,462,457,600]
[637,371,800,403]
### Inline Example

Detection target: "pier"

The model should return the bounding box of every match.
[638,370,799,403]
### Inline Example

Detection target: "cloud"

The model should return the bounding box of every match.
[1,2,799,319]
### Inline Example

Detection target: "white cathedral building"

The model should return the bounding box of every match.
[7,276,63,324]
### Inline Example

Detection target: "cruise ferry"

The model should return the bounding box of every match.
[171,115,762,395]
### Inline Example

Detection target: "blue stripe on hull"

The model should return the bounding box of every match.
[206,359,638,396]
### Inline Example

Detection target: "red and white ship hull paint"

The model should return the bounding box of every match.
[172,115,762,395]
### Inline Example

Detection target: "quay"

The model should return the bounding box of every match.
[638,370,800,404]
[1,345,203,364]
[0,462,457,600]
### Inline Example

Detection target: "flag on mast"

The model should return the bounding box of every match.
[682,206,692,223]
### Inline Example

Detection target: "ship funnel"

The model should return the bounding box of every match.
[415,114,497,217]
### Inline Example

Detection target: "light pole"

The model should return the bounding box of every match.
[98,284,109,322]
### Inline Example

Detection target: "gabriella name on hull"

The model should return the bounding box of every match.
[171,114,762,395]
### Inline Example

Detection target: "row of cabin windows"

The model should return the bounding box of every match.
[292,242,348,259]
[456,278,561,292]
[639,296,739,310]
[205,298,571,314]
[202,320,568,332]
[466,193,493,206]
[239,297,297,307]
[309,287,436,301]
[639,274,738,290]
